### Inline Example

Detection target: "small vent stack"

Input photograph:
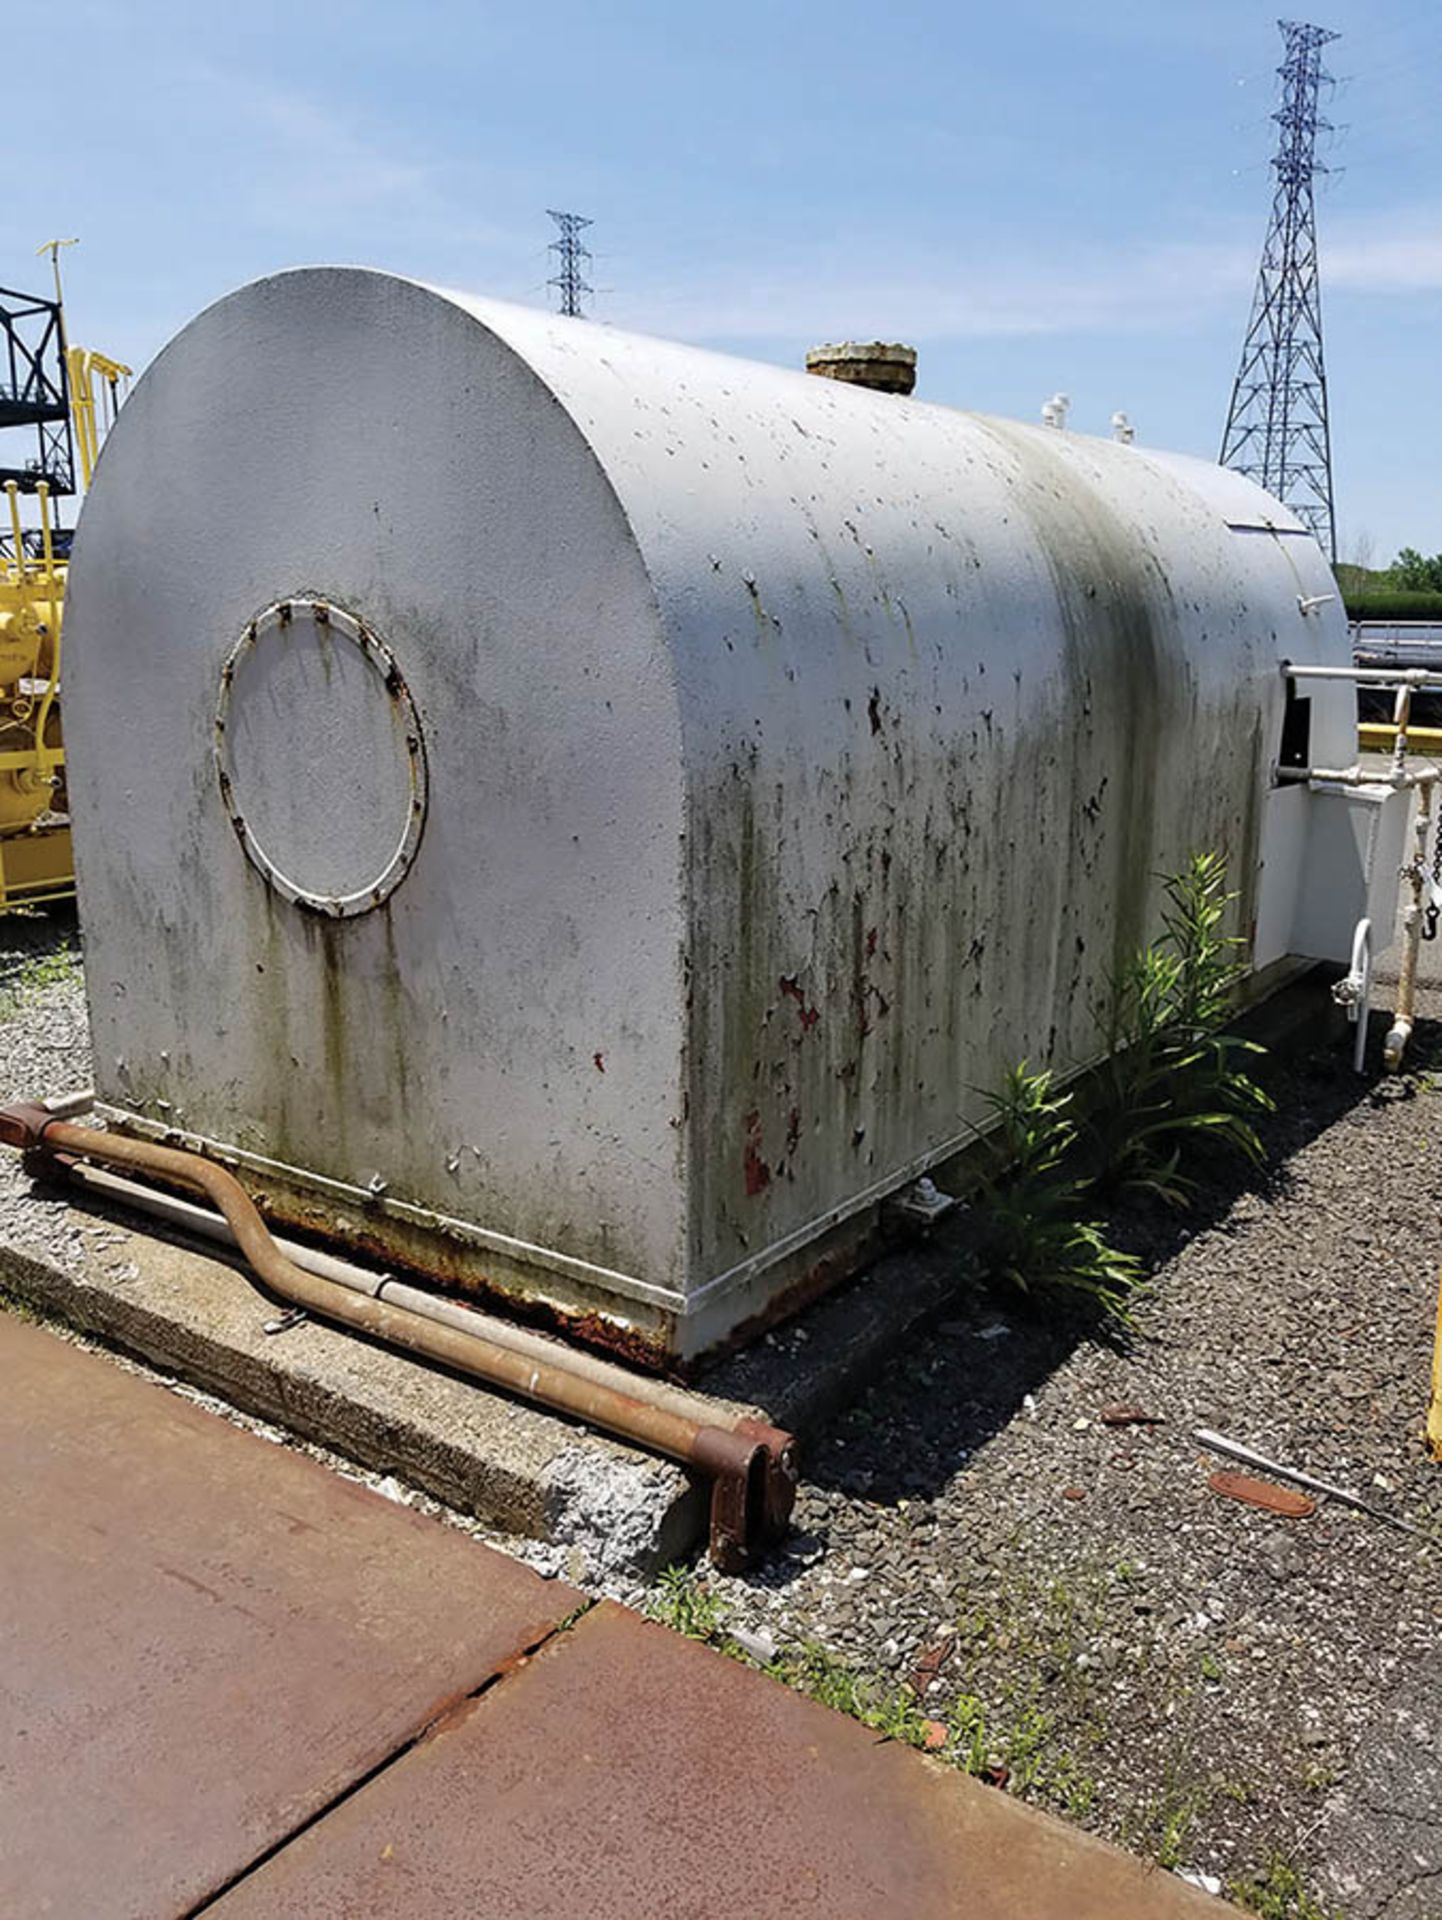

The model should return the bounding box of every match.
[805,341,916,396]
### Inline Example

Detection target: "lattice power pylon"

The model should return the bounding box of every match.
[0,283,74,500]
[1220,19,1340,560]
[547,210,594,319]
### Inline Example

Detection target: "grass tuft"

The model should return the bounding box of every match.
[645,1563,726,1642]
[1230,1854,1343,1920]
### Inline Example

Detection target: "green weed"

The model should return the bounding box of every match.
[970,1062,1143,1322]
[1126,1772,1207,1870]
[1091,852,1273,1205]
[1003,1699,1053,1792]
[772,1640,932,1748]
[0,1284,40,1325]
[1300,1759,1340,1794]
[950,1691,991,1773]
[646,1563,726,1642]
[0,935,80,1019]
[1231,1854,1342,1920]
[1049,1751,1098,1819]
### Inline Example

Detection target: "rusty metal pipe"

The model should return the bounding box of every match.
[65,1157,787,1461]
[0,1107,795,1570]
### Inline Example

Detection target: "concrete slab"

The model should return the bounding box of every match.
[209,1601,1233,1920]
[0,1201,699,1581]
[0,1316,581,1920]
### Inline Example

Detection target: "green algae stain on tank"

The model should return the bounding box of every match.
[974,420,1177,1055]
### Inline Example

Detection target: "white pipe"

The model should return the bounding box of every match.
[1274,765,1439,791]
[1283,665,1442,688]
[42,1088,96,1119]
[65,1160,754,1432]
[1385,780,1433,1071]
[1335,918,1372,1075]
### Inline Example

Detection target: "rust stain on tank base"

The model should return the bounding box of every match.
[701,1229,878,1370]
[543,1306,678,1375]
[136,1156,682,1374]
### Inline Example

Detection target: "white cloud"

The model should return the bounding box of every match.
[1324,225,1442,292]
[604,207,1442,349]
[607,238,1252,346]
[171,66,435,231]
[240,84,432,222]
[141,60,521,266]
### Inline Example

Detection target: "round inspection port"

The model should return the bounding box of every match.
[214,598,428,917]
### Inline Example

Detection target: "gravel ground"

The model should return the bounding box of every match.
[0,912,93,1284]
[5,906,1442,1915]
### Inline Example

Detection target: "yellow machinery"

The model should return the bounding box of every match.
[0,249,128,910]
[0,478,67,905]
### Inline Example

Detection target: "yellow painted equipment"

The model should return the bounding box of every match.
[0,479,67,905]
[0,263,128,911]
[1360,720,1442,756]
[68,345,129,491]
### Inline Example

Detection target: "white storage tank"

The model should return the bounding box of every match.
[64,268,1365,1364]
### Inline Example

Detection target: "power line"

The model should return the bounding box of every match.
[546,210,594,318]
[1220,20,1341,562]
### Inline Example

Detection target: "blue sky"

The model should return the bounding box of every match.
[9,0,1439,559]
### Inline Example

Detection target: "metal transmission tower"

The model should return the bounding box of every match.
[1220,19,1340,560]
[547,210,594,318]
[0,283,74,501]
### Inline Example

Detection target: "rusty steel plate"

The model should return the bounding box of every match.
[1208,1468,1318,1518]
[0,1318,579,1919]
[211,1602,1227,1920]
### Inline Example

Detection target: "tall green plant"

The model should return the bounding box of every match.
[1092,852,1272,1205]
[972,1063,1142,1321]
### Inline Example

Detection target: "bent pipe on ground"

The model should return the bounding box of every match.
[0,1104,797,1571]
[63,1158,785,1455]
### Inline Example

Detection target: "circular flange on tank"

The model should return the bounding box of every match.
[213,597,428,918]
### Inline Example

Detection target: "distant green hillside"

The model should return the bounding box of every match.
[1336,554,1442,624]
[1344,588,1442,622]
